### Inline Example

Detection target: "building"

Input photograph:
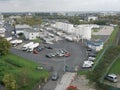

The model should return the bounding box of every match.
[51,22,93,40]
[86,40,103,52]
[87,16,98,21]
[0,14,4,25]
[24,29,39,40]
[75,25,92,40]
[0,26,6,37]
[51,22,74,33]
[12,24,32,35]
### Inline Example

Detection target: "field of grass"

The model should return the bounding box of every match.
[109,57,120,74]
[0,53,49,90]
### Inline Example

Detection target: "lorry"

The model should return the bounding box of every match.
[27,43,39,52]
[5,37,12,41]
[10,39,23,46]
[22,42,34,51]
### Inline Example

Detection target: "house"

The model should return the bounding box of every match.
[24,29,39,40]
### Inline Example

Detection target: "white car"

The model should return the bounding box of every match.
[88,57,96,61]
[105,74,118,82]
[82,61,94,68]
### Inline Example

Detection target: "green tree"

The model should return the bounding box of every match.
[0,37,11,55]
[2,74,17,90]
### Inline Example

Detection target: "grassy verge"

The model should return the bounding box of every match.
[105,26,119,45]
[109,57,120,74]
[0,53,49,90]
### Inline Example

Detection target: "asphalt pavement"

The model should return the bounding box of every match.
[11,40,87,90]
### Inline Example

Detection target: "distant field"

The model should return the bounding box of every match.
[0,53,49,90]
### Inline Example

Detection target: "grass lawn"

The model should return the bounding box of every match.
[0,53,49,90]
[32,38,42,43]
[109,57,120,74]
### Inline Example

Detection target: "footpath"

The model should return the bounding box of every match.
[55,72,76,90]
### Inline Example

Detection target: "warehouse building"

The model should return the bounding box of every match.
[24,29,40,40]
[51,22,94,40]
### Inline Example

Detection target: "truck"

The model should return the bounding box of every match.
[22,42,34,51]
[10,39,23,46]
[27,43,39,52]
[5,37,12,41]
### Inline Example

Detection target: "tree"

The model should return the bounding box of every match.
[2,74,17,90]
[0,37,11,55]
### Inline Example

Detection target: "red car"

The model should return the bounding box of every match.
[64,52,71,57]
[33,49,39,54]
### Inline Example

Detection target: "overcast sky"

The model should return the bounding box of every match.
[0,0,120,12]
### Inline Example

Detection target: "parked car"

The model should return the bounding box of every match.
[46,53,55,58]
[64,52,71,57]
[46,54,52,58]
[87,48,92,51]
[105,74,118,82]
[82,61,94,68]
[88,57,95,61]
[44,45,53,49]
[36,47,44,52]
[33,49,39,54]
[88,53,96,57]
[51,72,59,81]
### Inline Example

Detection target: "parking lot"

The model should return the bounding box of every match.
[11,40,87,90]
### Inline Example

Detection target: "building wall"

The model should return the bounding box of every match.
[53,22,74,33]
[75,25,92,40]
[24,31,39,40]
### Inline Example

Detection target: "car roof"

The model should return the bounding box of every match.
[107,74,117,78]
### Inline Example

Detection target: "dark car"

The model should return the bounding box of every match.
[36,47,44,52]
[51,72,59,81]
[88,53,96,57]
[44,45,53,49]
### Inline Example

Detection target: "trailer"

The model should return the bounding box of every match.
[5,37,12,41]
[22,42,34,51]
[27,43,39,52]
[10,39,23,46]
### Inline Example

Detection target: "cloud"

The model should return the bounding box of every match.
[0,0,120,12]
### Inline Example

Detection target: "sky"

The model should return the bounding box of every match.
[0,0,120,12]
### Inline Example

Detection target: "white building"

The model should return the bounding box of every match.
[75,25,92,40]
[12,24,32,35]
[51,22,93,40]
[51,22,74,33]
[86,41,103,52]
[24,29,39,40]
[0,14,4,25]
[88,16,98,21]
[0,27,6,37]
